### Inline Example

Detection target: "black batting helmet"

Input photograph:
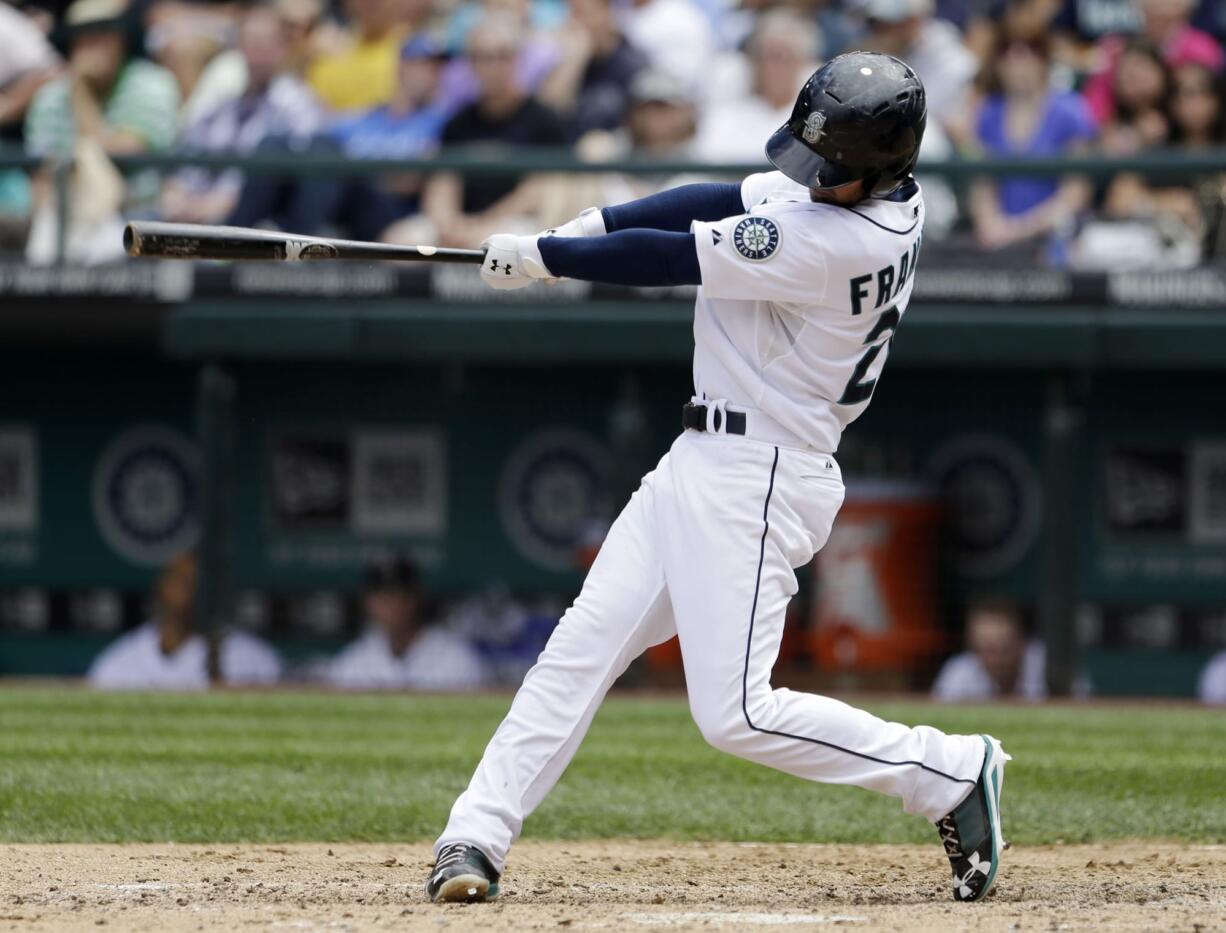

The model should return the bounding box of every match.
[765,51,926,197]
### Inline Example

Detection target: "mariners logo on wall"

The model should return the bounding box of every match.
[733,217,781,262]
[93,425,200,565]
[927,435,1041,577]
[499,430,611,571]
[802,110,827,144]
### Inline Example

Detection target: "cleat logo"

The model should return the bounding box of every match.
[954,852,991,899]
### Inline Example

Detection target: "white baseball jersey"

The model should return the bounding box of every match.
[1199,651,1226,705]
[691,171,924,453]
[87,622,282,690]
[324,626,488,692]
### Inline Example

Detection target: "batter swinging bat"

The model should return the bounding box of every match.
[123,221,487,264]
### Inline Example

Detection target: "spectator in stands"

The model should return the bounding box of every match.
[1169,62,1226,259]
[622,69,699,165]
[88,554,283,690]
[277,0,328,75]
[997,0,1071,69]
[230,33,448,239]
[438,0,564,112]
[933,0,1012,60]
[444,0,567,54]
[1082,0,1224,126]
[307,0,431,112]
[1103,60,1216,241]
[329,33,449,160]
[0,2,59,249]
[24,0,179,161]
[560,69,700,214]
[1169,60,1226,145]
[143,0,237,106]
[967,31,1094,256]
[418,13,567,248]
[852,0,979,132]
[621,0,715,97]
[1092,60,1223,266]
[182,0,326,127]
[534,0,647,140]
[0,2,60,141]
[1099,40,1171,154]
[22,0,179,262]
[324,553,488,691]
[1141,0,1223,67]
[1200,650,1226,704]
[932,598,1067,701]
[161,3,322,225]
[694,10,820,163]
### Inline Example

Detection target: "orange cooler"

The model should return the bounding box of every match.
[811,482,946,673]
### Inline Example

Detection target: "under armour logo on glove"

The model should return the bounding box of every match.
[480,233,550,291]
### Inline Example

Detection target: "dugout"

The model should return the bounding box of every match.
[1,256,1224,696]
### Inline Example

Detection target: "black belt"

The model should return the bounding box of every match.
[682,402,746,435]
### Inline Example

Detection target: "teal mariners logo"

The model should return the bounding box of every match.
[732,217,780,262]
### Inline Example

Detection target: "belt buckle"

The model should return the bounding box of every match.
[705,398,729,434]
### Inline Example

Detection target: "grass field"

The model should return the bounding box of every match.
[1,687,1223,846]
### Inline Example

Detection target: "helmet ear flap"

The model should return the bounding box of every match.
[869,142,921,198]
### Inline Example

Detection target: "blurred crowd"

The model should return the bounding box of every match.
[1,0,1225,263]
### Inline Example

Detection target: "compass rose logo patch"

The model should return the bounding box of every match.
[732,216,781,262]
[802,110,826,144]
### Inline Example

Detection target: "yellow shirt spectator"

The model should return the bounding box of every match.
[308,28,407,111]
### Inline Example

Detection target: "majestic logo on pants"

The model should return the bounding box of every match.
[732,217,781,262]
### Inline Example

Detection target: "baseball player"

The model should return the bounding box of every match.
[428,52,1010,905]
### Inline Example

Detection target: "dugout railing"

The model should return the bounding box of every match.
[2,145,1226,265]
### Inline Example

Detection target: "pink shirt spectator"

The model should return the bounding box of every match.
[1084,27,1225,123]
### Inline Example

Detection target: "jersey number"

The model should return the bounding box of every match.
[839,306,901,405]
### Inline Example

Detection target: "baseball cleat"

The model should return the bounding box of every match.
[426,842,501,903]
[937,734,1011,902]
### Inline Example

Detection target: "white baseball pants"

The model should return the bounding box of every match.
[437,430,985,869]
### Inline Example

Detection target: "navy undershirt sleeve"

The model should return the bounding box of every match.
[600,183,745,233]
[538,229,701,287]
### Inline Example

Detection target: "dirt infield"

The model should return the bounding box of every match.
[1,841,1222,932]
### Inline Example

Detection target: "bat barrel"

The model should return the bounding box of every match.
[123,220,486,264]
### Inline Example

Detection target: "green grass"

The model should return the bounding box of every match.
[0,688,1222,845]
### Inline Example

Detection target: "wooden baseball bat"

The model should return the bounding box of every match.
[123,221,487,264]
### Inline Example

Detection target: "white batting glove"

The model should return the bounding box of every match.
[541,206,606,239]
[480,234,554,291]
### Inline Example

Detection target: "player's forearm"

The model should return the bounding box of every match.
[539,229,701,286]
[600,183,745,234]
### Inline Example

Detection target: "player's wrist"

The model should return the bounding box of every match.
[544,206,607,239]
[516,234,553,279]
